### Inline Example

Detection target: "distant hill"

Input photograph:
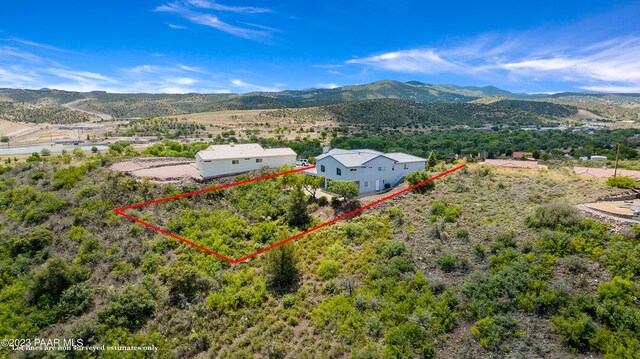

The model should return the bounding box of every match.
[249,80,479,103]
[321,98,550,128]
[0,81,638,122]
[486,99,577,118]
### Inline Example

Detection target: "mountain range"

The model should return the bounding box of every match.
[0,80,639,121]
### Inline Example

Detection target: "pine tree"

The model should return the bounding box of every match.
[285,185,310,228]
[264,243,299,291]
[427,151,437,169]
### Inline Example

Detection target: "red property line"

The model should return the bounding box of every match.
[114,164,466,264]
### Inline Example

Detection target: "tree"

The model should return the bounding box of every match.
[302,175,325,198]
[40,148,51,157]
[533,150,540,159]
[407,170,435,194]
[264,243,299,291]
[427,151,437,169]
[91,146,98,153]
[285,185,310,228]
[328,180,359,201]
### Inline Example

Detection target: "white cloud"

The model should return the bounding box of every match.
[155,1,274,41]
[579,85,640,93]
[230,79,281,92]
[346,33,640,92]
[46,68,116,83]
[168,23,188,29]
[169,77,197,85]
[185,0,272,14]
[346,49,465,74]
[315,83,339,89]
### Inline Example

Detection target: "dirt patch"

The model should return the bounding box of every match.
[110,157,203,182]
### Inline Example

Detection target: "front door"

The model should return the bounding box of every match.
[375,180,380,191]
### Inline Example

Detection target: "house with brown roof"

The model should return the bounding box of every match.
[512,151,533,160]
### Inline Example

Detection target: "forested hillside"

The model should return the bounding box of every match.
[0,100,89,124]
[322,99,550,128]
[488,99,577,118]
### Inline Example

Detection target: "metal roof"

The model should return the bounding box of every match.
[317,148,426,167]
[197,143,296,161]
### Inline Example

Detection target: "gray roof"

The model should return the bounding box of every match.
[317,148,426,167]
[384,152,429,163]
[197,143,296,161]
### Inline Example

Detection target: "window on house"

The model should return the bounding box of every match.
[378,166,385,171]
[336,168,342,176]
[404,164,409,170]
[364,181,371,187]
[245,158,251,160]
[350,168,356,172]
[256,158,263,163]
[204,160,211,163]
[320,165,325,172]
[232,160,239,164]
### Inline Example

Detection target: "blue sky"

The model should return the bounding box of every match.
[0,0,639,93]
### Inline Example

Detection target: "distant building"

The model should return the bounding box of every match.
[195,143,296,178]
[579,156,589,161]
[309,148,426,194]
[590,155,608,161]
[512,151,533,160]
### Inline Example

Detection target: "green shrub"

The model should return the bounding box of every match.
[160,263,211,305]
[437,254,457,273]
[596,277,640,333]
[98,281,158,331]
[6,227,53,256]
[606,176,637,189]
[407,170,435,193]
[473,244,486,261]
[455,228,469,242]
[57,281,93,319]
[29,258,90,306]
[207,269,267,313]
[536,230,574,256]
[53,165,88,190]
[317,259,340,280]
[552,307,597,353]
[525,204,580,229]
[471,314,520,352]
[317,196,329,206]
[282,294,295,308]
[429,201,461,222]
[601,240,640,279]
[443,204,462,222]
[67,225,88,242]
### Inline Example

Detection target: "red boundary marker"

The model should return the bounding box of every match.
[114,164,466,264]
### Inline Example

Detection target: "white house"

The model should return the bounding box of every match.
[309,149,427,194]
[195,143,296,178]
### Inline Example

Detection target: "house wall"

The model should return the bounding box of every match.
[316,156,426,194]
[195,153,296,178]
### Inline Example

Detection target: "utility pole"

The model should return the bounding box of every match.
[614,143,620,178]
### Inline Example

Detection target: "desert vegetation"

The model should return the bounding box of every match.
[0,140,637,358]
